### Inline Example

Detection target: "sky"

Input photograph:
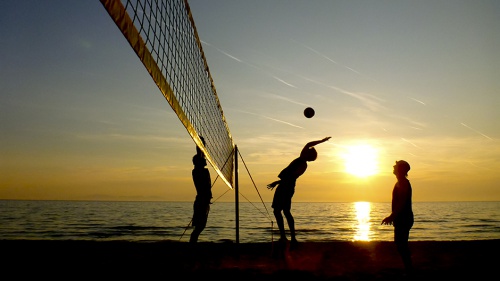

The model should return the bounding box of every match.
[1,0,499,203]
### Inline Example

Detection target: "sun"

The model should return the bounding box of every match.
[341,144,379,178]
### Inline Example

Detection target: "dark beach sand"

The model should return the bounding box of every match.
[2,239,498,280]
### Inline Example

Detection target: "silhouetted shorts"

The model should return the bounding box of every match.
[271,185,295,211]
[192,200,210,227]
[394,213,414,244]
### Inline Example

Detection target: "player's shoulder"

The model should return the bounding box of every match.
[398,178,411,188]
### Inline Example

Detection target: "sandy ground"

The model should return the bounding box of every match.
[2,239,499,280]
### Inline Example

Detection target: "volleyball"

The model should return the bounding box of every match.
[304,107,315,118]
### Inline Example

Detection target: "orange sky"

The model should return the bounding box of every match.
[1,1,499,202]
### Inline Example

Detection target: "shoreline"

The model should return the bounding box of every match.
[3,239,499,280]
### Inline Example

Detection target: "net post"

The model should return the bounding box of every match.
[234,145,239,245]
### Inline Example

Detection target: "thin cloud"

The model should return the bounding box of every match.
[409,97,426,105]
[234,109,303,129]
[297,75,386,112]
[293,39,377,82]
[202,40,297,88]
[272,76,297,88]
[401,138,422,149]
[202,40,243,62]
[461,123,493,140]
[264,116,303,128]
[328,85,386,112]
[268,94,309,107]
[76,133,185,143]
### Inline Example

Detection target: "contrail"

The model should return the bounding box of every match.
[401,138,422,149]
[202,40,242,62]
[304,45,362,75]
[461,123,493,140]
[409,97,426,105]
[328,85,385,112]
[202,40,297,88]
[268,94,309,107]
[234,109,303,129]
[468,161,490,170]
[409,126,423,131]
[272,76,297,88]
[263,116,303,128]
[293,39,377,82]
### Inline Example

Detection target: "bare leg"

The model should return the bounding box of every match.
[190,225,204,243]
[283,209,295,241]
[273,209,287,240]
[283,209,298,250]
[395,227,413,272]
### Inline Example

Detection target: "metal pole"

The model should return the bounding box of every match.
[234,145,239,244]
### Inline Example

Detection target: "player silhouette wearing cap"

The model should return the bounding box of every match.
[382,160,414,273]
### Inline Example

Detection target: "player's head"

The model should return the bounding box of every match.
[301,147,318,162]
[394,160,410,177]
[192,154,207,167]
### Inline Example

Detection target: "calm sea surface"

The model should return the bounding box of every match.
[0,200,499,243]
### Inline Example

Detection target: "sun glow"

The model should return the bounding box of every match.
[342,144,379,177]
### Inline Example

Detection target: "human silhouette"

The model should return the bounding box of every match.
[382,160,414,273]
[189,137,212,243]
[267,137,331,248]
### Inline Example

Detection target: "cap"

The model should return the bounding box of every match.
[395,160,411,173]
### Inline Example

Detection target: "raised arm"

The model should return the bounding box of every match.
[196,136,206,157]
[304,137,331,150]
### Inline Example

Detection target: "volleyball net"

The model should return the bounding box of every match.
[100,0,234,188]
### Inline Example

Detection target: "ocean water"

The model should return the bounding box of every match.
[0,200,499,243]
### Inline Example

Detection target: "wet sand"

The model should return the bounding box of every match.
[2,239,498,280]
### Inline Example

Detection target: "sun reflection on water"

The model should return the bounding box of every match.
[354,201,371,241]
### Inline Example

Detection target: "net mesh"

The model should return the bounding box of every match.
[100,0,234,188]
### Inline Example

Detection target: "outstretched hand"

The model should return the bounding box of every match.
[267,181,279,190]
[381,216,393,225]
[306,137,332,148]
